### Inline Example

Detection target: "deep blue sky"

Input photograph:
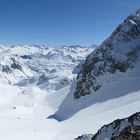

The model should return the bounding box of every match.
[0,0,140,46]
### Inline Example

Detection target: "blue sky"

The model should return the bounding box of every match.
[0,0,140,46]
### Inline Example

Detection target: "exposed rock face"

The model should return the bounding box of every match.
[111,126,140,140]
[1,65,12,73]
[75,112,140,140]
[11,59,23,71]
[74,9,140,99]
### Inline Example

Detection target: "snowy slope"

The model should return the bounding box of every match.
[0,45,95,140]
[0,81,59,140]
[51,9,140,121]
[51,63,140,123]
[48,9,140,139]
[75,112,140,140]
[1,76,140,140]
[46,73,140,139]
[67,9,140,140]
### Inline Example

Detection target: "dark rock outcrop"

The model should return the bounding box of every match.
[11,58,23,71]
[1,65,12,73]
[111,126,140,140]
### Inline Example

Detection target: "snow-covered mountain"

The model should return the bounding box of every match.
[0,44,96,140]
[0,45,94,91]
[71,8,140,140]
[74,9,140,99]
[75,112,140,140]
[51,9,140,122]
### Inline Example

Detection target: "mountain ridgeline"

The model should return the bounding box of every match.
[0,45,94,91]
[75,112,140,140]
[74,9,140,99]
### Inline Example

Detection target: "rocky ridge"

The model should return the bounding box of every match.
[75,112,140,140]
[74,9,140,99]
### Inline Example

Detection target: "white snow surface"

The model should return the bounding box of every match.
[0,45,140,140]
[0,45,93,90]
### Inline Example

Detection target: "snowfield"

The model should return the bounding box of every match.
[1,72,140,140]
[0,45,96,140]
[52,65,140,139]
[0,45,140,140]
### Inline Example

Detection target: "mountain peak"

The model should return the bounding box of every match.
[74,9,140,99]
[136,9,140,16]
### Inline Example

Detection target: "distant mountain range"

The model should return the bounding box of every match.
[0,45,94,90]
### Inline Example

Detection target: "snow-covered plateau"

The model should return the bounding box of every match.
[0,9,140,140]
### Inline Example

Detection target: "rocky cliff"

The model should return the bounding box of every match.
[74,9,140,99]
